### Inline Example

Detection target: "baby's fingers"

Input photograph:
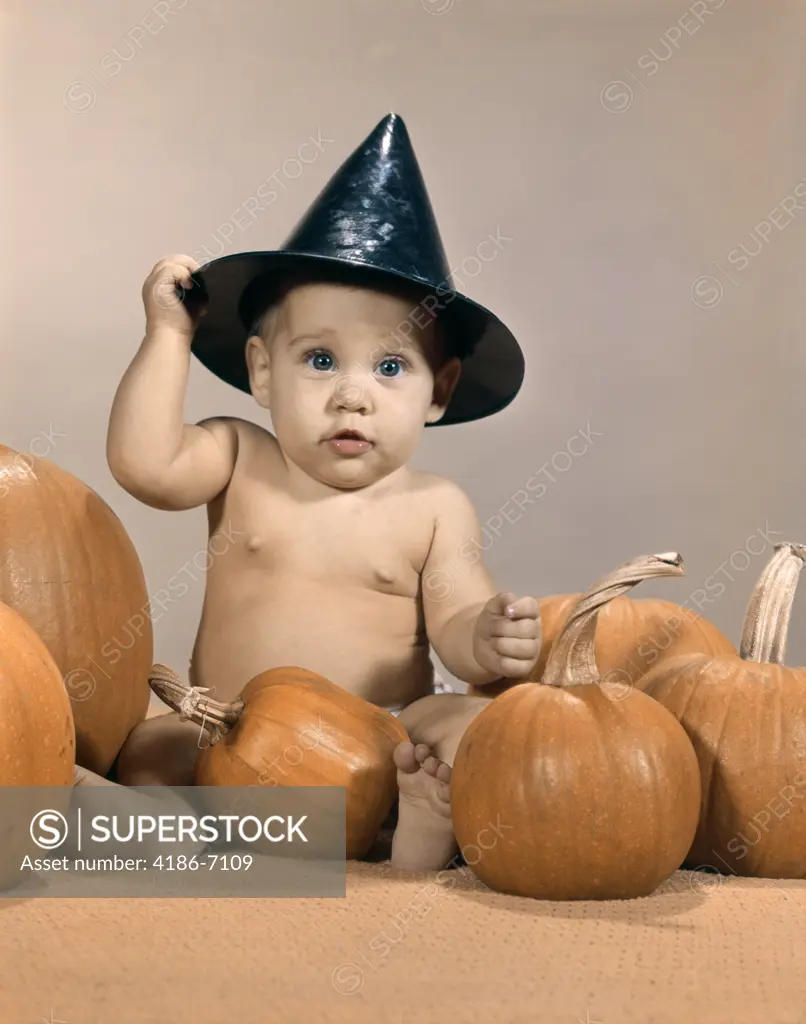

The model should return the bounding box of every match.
[488,616,540,639]
[496,655,537,680]
[491,637,540,661]
[486,591,518,617]
[154,253,200,273]
[505,595,540,620]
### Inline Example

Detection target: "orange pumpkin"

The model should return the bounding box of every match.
[0,445,151,775]
[0,602,75,784]
[452,553,701,900]
[149,664,407,859]
[0,601,75,890]
[469,591,734,698]
[641,542,806,877]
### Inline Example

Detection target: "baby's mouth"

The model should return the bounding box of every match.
[325,430,374,456]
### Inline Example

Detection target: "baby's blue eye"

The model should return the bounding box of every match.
[307,351,334,371]
[377,358,406,378]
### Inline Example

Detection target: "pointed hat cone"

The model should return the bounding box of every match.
[187,113,525,426]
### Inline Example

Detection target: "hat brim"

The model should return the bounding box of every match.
[188,251,525,427]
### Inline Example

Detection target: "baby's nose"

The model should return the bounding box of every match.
[331,373,370,410]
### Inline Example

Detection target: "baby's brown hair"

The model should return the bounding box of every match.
[242,263,482,368]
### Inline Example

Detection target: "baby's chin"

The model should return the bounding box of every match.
[312,449,407,491]
[278,436,414,490]
[317,459,390,490]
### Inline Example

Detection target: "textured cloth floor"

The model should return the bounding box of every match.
[1,862,806,1023]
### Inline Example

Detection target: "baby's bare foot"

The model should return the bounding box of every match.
[390,741,457,872]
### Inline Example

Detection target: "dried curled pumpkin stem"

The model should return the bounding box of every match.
[739,543,806,666]
[541,552,685,687]
[148,664,245,745]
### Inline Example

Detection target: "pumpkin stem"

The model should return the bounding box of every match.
[148,664,245,745]
[541,552,685,687]
[739,543,806,665]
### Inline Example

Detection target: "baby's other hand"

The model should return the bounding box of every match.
[473,591,542,680]
[142,254,206,339]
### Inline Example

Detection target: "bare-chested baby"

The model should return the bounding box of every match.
[81,253,541,872]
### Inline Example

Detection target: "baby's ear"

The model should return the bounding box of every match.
[426,356,462,424]
[245,334,272,409]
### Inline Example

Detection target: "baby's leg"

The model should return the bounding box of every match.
[391,693,491,872]
[113,711,207,786]
[70,716,207,859]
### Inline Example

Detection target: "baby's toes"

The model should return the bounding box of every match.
[413,743,431,765]
[433,760,450,807]
[393,741,419,773]
[422,755,452,785]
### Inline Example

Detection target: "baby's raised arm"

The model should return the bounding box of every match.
[107,255,238,511]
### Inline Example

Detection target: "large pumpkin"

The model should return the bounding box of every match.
[149,664,407,860]
[0,601,75,890]
[0,445,151,775]
[469,591,734,698]
[452,553,701,900]
[641,542,806,878]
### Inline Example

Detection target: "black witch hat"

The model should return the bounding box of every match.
[185,113,525,426]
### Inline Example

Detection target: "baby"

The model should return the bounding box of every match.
[94,252,541,872]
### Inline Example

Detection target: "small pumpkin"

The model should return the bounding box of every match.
[0,601,75,889]
[0,444,152,775]
[452,553,701,900]
[641,542,806,878]
[149,664,407,860]
[469,591,734,698]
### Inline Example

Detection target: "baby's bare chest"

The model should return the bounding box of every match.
[217,486,434,599]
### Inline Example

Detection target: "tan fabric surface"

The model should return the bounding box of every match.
[2,862,806,1023]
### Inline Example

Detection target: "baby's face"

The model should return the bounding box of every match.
[247,281,461,490]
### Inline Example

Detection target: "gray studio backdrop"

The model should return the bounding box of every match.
[4,0,806,704]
